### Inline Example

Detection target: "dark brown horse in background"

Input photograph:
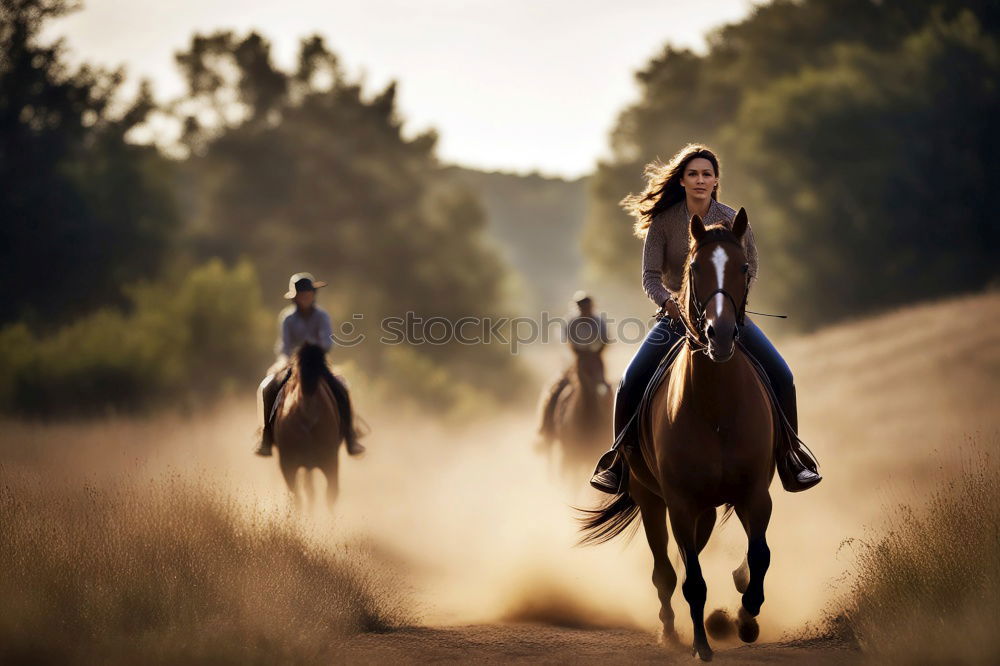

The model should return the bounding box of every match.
[539,344,614,479]
[273,342,344,510]
[581,210,776,661]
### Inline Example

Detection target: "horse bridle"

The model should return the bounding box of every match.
[680,237,751,350]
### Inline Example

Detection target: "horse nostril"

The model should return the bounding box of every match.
[706,324,715,339]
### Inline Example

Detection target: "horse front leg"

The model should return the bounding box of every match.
[734,492,772,643]
[322,458,340,508]
[302,468,317,512]
[669,504,713,662]
[629,476,680,648]
[278,457,302,512]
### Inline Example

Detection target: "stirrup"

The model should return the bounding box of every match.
[590,468,621,494]
[590,448,624,494]
[777,454,822,492]
[780,467,822,492]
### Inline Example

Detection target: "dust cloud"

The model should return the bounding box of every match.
[6,291,998,647]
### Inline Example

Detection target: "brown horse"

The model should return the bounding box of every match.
[273,342,344,510]
[581,209,776,661]
[541,346,614,479]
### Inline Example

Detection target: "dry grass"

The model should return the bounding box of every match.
[0,468,407,665]
[827,435,1000,663]
[1,289,998,662]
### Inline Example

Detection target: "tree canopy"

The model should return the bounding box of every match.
[583,0,999,327]
[0,4,530,414]
[172,30,523,390]
[0,0,178,328]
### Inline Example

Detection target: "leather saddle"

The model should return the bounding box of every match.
[632,324,820,486]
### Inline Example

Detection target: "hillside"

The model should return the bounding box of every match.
[445,167,589,314]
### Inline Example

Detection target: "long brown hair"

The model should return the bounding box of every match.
[621,144,721,239]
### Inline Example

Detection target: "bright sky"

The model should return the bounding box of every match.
[43,0,761,178]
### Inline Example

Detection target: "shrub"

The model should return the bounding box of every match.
[0,470,406,664]
[0,258,270,416]
[829,436,1000,663]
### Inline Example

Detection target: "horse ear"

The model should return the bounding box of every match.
[732,207,748,239]
[690,214,706,241]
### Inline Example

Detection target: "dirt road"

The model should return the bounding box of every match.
[339,624,857,663]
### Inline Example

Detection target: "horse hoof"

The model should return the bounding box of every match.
[692,644,713,661]
[737,606,760,643]
[706,608,735,640]
[659,629,682,649]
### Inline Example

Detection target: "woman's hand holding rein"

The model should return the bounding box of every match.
[655,297,681,321]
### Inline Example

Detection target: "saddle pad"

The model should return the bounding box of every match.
[268,367,293,424]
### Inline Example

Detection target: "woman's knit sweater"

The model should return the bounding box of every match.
[640,198,759,307]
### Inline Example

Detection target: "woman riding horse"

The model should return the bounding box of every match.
[583,208,800,660]
[256,272,365,458]
[589,144,821,494]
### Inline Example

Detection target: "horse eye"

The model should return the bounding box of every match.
[742,264,749,273]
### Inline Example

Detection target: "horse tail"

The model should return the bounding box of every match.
[576,483,641,546]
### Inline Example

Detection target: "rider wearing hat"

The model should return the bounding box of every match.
[537,290,612,441]
[255,272,365,457]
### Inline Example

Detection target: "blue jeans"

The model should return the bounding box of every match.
[612,316,797,449]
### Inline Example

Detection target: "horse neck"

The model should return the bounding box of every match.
[286,366,335,408]
[295,367,318,395]
[573,352,603,393]
[682,345,748,407]
[295,349,326,395]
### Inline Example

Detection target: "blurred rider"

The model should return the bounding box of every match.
[255,272,365,457]
[537,291,612,440]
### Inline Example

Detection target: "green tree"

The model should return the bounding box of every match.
[0,0,178,328]
[729,10,999,322]
[583,0,999,327]
[172,31,529,403]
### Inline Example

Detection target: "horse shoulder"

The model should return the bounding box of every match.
[276,380,299,420]
[733,352,774,425]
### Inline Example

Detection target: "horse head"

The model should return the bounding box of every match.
[681,208,751,362]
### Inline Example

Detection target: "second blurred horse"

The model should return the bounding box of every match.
[273,342,346,510]
[537,293,614,480]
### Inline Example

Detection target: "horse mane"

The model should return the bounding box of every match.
[293,342,328,394]
[677,224,745,332]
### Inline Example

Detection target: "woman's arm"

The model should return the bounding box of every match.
[641,218,673,307]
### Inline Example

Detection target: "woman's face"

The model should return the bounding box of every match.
[680,157,718,202]
[294,290,316,308]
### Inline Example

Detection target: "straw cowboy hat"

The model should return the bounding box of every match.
[284,272,328,299]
